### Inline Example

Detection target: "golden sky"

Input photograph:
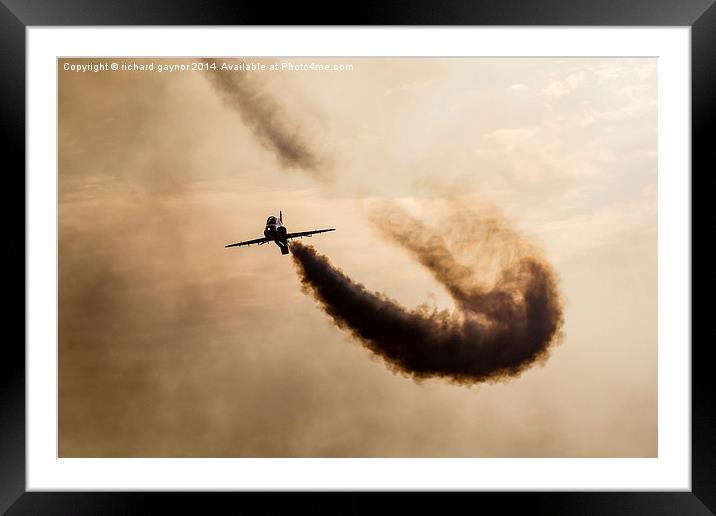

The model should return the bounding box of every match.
[59,57,657,457]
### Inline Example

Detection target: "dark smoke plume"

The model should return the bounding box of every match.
[290,202,564,385]
[202,58,329,179]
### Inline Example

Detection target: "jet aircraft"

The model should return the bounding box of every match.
[225,212,335,255]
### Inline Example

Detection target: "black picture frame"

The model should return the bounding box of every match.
[6,1,709,514]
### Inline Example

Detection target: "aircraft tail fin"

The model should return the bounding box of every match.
[280,210,283,223]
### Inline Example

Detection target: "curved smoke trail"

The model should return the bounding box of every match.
[290,202,564,385]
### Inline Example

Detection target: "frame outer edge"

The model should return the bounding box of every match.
[7,0,714,513]
[691,1,716,513]
[1,0,716,25]
[0,0,27,514]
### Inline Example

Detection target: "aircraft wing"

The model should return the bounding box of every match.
[225,236,270,248]
[285,228,336,239]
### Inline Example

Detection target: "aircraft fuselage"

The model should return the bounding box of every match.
[264,216,290,254]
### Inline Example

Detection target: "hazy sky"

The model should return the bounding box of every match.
[59,57,657,457]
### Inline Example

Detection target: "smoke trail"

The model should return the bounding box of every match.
[202,58,329,179]
[290,202,564,385]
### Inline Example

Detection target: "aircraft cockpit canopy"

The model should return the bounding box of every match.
[266,216,278,225]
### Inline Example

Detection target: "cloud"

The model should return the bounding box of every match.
[539,72,586,98]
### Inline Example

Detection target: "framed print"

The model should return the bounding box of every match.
[8,0,711,514]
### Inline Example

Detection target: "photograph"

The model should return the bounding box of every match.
[58,56,657,458]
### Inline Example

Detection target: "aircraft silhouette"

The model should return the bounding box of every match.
[225,211,335,255]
